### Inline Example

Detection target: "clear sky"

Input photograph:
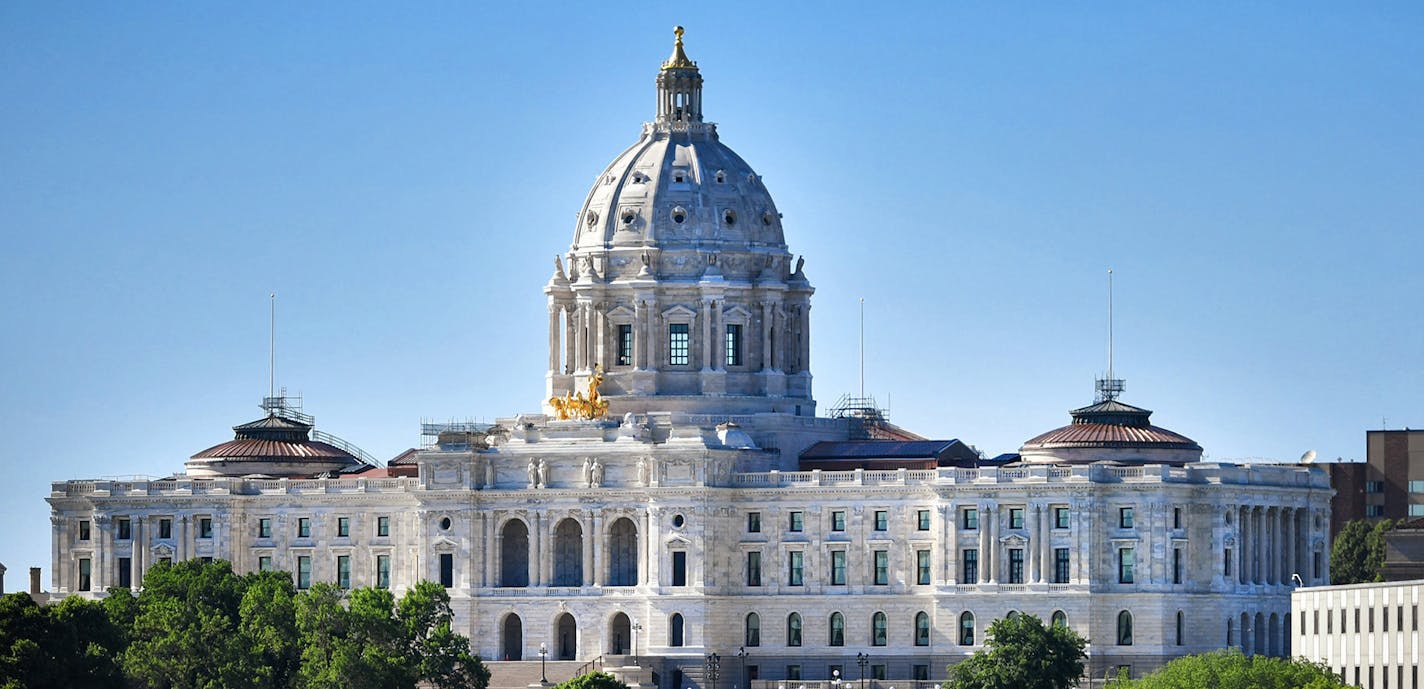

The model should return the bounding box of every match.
[2,3,1421,580]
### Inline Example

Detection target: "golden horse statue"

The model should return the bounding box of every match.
[548,366,610,420]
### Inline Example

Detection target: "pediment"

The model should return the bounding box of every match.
[431,536,459,552]
[607,304,636,320]
[722,305,752,321]
[661,304,698,319]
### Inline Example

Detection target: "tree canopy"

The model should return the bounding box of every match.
[1330,518,1397,585]
[1107,649,1351,689]
[942,613,1087,689]
[554,672,631,689]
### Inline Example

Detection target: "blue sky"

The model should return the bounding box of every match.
[2,3,1421,578]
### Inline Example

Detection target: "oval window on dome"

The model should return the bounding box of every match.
[671,207,687,224]
[715,170,726,184]
[621,209,636,226]
[762,211,774,226]
[585,211,599,227]
[723,210,737,226]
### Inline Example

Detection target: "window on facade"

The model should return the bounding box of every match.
[337,555,351,589]
[78,558,91,592]
[959,612,975,645]
[1009,508,1024,529]
[1366,504,1386,517]
[439,553,454,588]
[78,520,90,541]
[258,556,273,572]
[962,508,978,530]
[787,551,804,586]
[117,518,131,540]
[915,611,930,646]
[199,518,213,539]
[1173,547,1183,584]
[873,550,889,585]
[297,518,311,538]
[1313,551,1322,580]
[159,518,172,539]
[1366,480,1385,493]
[1119,507,1135,529]
[1117,611,1134,645]
[1008,548,1025,584]
[787,613,802,647]
[669,614,685,647]
[259,518,272,538]
[668,324,689,365]
[1411,504,1424,517]
[917,509,931,531]
[1054,507,1070,529]
[117,557,132,588]
[789,512,803,532]
[872,611,887,646]
[831,510,846,532]
[618,324,634,366]
[1409,480,1424,493]
[917,550,931,585]
[913,665,929,681]
[725,324,742,366]
[297,556,311,589]
[962,549,978,584]
[1224,547,1233,576]
[337,517,350,537]
[1175,611,1184,646]
[786,666,801,680]
[376,554,390,589]
[874,511,888,531]
[1118,548,1135,584]
[747,512,761,533]
[671,551,687,586]
[1173,507,1183,529]
[746,551,762,587]
[1051,610,1067,628]
[1228,618,1235,644]
[831,550,846,585]
[377,516,390,537]
[1054,548,1070,584]
[829,612,845,646]
[745,613,761,647]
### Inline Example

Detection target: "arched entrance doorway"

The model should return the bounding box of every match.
[556,612,578,660]
[503,614,523,661]
[609,612,631,655]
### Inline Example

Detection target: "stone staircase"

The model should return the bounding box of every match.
[484,657,657,689]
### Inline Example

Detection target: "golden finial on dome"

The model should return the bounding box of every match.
[661,25,698,71]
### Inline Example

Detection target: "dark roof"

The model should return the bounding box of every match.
[190,413,358,462]
[1023,398,1201,451]
[801,440,968,461]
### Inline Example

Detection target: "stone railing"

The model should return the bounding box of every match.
[51,477,421,498]
[727,463,1328,489]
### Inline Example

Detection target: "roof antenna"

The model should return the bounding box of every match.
[1095,269,1125,402]
[859,297,866,399]
[269,292,276,405]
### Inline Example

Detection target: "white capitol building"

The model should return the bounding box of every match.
[48,28,1331,686]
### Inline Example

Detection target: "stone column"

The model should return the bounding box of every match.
[132,517,144,585]
[642,510,654,586]
[564,305,576,374]
[50,516,63,592]
[982,505,996,584]
[574,303,588,373]
[1040,504,1053,583]
[634,301,646,370]
[701,298,713,370]
[1028,505,1041,584]
[944,504,957,584]
[96,516,111,590]
[582,512,595,587]
[760,301,773,371]
[798,305,812,373]
[1272,507,1283,585]
[1282,508,1293,584]
[548,303,562,374]
[1254,507,1265,585]
[713,300,724,370]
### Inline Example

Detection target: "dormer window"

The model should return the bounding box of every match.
[673,172,686,183]
[621,209,636,226]
[671,206,687,224]
[715,170,726,184]
[723,209,737,225]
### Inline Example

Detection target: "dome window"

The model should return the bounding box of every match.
[715,170,726,184]
[673,171,686,183]
[762,212,774,226]
[585,211,599,227]
[723,209,736,226]
[671,206,687,224]
[621,209,636,226]
[632,172,648,184]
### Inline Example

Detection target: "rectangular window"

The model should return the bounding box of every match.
[1313,551,1322,580]
[1054,507,1070,529]
[1366,504,1386,517]
[198,518,213,539]
[917,509,931,531]
[917,550,931,585]
[337,517,350,538]
[258,556,273,572]
[1409,480,1424,494]
[159,518,172,539]
[1119,547,1136,584]
[1008,548,1024,584]
[787,551,804,586]
[617,324,634,366]
[258,518,272,538]
[872,665,886,680]
[376,554,391,589]
[672,551,687,586]
[747,512,761,533]
[377,516,390,537]
[1119,507,1135,529]
[1053,547,1070,584]
[725,324,742,366]
[746,551,762,587]
[117,518,131,540]
[962,507,978,530]
[1225,548,1233,576]
[1366,480,1385,493]
[1173,507,1182,529]
[1410,504,1424,518]
[874,510,888,531]
[788,511,803,532]
[117,557,132,588]
[439,553,454,588]
[913,666,929,681]
[1009,507,1024,529]
[962,548,978,584]
[78,558,91,591]
[297,517,311,538]
[1173,547,1183,584]
[830,550,846,585]
[668,323,690,366]
[78,520,90,541]
[831,510,846,532]
[873,550,889,585]
[336,555,351,589]
[297,556,311,589]
[786,666,801,681]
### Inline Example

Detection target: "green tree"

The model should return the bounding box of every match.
[0,592,62,689]
[398,581,489,689]
[943,613,1087,689]
[1330,518,1397,585]
[239,570,301,689]
[0,592,127,689]
[1108,649,1350,688]
[554,672,630,689]
[122,558,263,689]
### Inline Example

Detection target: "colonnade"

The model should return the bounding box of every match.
[1235,505,1319,586]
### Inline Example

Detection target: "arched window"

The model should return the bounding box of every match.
[1226,618,1234,646]
[1006,610,1020,619]
[959,612,975,645]
[607,518,638,586]
[1117,610,1134,646]
[1051,610,1067,628]
[552,518,583,586]
[787,613,802,647]
[1176,611,1185,646]
[828,612,845,647]
[745,612,761,647]
[914,612,930,647]
[500,519,529,587]
[669,613,685,647]
[872,612,887,646]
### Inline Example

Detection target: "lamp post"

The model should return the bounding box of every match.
[737,646,747,689]
[705,653,721,689]
[539,642,549,684]
[831,668,840,689]
[856,653,868,689]
[632,620,642,667]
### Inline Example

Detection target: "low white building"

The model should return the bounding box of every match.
[1292,580,1422,689]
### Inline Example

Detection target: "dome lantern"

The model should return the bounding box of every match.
[656,26,703,125]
